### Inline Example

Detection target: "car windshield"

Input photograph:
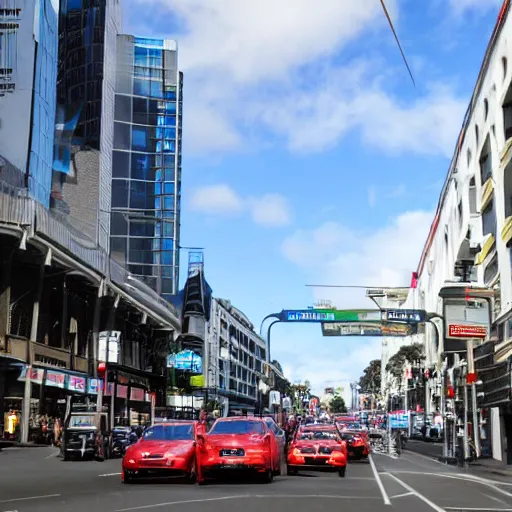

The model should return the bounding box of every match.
[69,415,95,428]
[210,420,265,435]
[142,424,194,441]
[300,430,338,441]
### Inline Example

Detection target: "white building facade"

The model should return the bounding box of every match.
[382,0,512,462]
[204,298,267,416]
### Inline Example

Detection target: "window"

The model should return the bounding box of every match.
[133,97,147,124]
[209,420,265,435]
[130,181,153,209]
[112,180,129,208]
[134,78,150,97]
[113,122,131,150]
[132,126,148,151]
[484,255,499,285]
[110,237,127,263]
[469,177,477,214]
[482,200,496,237]
[467,148,472,167]
[112,151,129,178]
[111,212,128,236]
[475,124,479,146]
[479,136,492,184]
[114,95,131,122]
[484,99,489,121]
[142,424,194,441]
[503,57,508,81]
[131,153,154,180]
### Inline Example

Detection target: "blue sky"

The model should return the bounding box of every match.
[124,0,503,401]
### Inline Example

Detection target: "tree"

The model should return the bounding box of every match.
[329,395,347,414]
[385,343,425,381]
[359,359,381,394]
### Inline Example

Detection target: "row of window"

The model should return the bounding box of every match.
[111,179,176,210]
[112,150,177,181]
[114,122,177,153]
[111,212,175,237]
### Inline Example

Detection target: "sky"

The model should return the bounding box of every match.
[123,0,504,403]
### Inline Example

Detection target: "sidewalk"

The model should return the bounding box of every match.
[406,439,512,478]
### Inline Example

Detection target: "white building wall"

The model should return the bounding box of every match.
[205,298,266,413]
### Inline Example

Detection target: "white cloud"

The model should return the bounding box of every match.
[190,185,292,227]
[277,210,433,393]
[282,211,433,305]
[249,194,292,227]
[449,0,502,14]
[126,0,466,158]
[190,184,243,214]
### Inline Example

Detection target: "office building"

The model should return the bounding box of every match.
[0,0,59,206]
[110,35,183,301]
[51,0,121,249]
[204,298,267,415]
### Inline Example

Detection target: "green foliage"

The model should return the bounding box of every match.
[329,395,347,414]
[385,343,425,380]
[359,359,381,394]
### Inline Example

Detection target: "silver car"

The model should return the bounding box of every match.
[263,416,287,475]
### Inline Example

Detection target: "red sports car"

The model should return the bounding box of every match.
[341,430,370,460]
[196,417,279,484]
[122,421,199,483]
[287,425,348,477]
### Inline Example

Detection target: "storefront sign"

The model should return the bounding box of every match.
[18,367,44,384]
[88,379,100,394]
[448,324,488,338]
[45,370,65,388]
[382,309,426,324]
[117,385,128,399]
[130,388,145,401]
[67,375,86,393]
[282,309,382,323]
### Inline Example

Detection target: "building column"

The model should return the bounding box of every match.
[21,260,45,443]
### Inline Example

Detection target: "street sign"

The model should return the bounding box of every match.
[321,321,417,337]
[382,309,426,324]
[281,309,382,323]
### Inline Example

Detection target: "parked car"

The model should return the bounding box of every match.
[122,421,199,483]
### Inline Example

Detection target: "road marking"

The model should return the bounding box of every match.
[369,454,391,506]
[384,472,446,512]
[390,492,414,499]
[388,470,512,497]
[444,508,512,511]
[0,494,61,504]
[44,448,61,459]
[403,450,447,467]
[115,494,383,511]
[99,472,122,477]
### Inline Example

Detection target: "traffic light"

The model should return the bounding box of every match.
[97,362,106,379]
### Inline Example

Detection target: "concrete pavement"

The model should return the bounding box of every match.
[2,446,512,512]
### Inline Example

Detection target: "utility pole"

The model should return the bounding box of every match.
[466,339,481,458]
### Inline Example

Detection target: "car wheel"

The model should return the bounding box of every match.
[122,470,133,484]
[287,465,297,475]
[262,469,274,484]
[338,466,346,478]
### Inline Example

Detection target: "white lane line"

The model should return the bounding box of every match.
[444,508,512,511]
[384,472,446,512]
[390,492,414,499]
[389,470,512,497]
[0,494,61,504]
[403,450,447,467]
[369,454,391,506]
[99,472,122,477]
[44,448,61,459]
[115,494,383,511]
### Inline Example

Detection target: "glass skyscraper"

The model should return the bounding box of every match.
[110,35,182,301]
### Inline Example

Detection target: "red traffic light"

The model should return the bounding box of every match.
[97,362,106,379]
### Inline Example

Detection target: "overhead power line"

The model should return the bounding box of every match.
[379,0,416,87]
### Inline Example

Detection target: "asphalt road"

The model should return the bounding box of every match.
[2,446,512,512]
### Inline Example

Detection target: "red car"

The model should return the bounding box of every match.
[122,421,199,483]
[341,430,370,460]
[288,425,348,477]
[196,417,279,484]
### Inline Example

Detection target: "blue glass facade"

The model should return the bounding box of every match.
[28,0,59,207]
[111,36,182,300]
